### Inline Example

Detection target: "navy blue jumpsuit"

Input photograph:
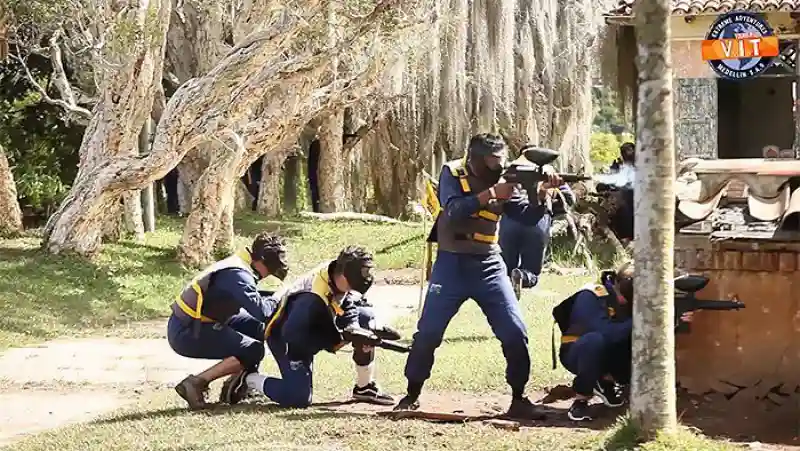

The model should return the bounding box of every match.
[253,265,378,408]
[499,184,575,287]
[558,286,632,396]
[168,267,275,371]
[403,161,547,396]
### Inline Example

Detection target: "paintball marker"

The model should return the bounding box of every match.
[674,274,745,333]
[502,146,591,194]
[342,327,412,354]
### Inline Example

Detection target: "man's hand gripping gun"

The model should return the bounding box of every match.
[501,146,591,194]
[342,326,412,354]
[674,274,745,333]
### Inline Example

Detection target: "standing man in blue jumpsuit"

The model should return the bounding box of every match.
[221,245,397,408]
[167,232,289,410]
[499,148,576,299]
[395,133,563,419]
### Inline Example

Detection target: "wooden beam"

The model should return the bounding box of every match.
[793,39,800,158]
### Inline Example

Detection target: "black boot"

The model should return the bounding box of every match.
[394,394,420,411]
[506,396,547,420]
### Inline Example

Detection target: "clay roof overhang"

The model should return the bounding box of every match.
[676,158,800,232]
[606,0,800,17]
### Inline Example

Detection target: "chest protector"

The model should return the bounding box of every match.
[172,249,256,324]
[433,159,505,254]
[550,283,617,369]
[264,261,347,349]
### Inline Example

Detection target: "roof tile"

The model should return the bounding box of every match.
[607,0,800,16]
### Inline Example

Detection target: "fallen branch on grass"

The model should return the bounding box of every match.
[377,410,520,430]
[298,211,419,226]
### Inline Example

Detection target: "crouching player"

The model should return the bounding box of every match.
[167,233,289,409]
[221,245,398,407]
[553,261,693,421]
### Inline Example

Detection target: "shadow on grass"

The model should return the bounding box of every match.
[0,242,185,346]
[443,335,493,345]
[232,216,305,239]
[375,234,425,255]
[92,402,289,425]
[600,416,642,450]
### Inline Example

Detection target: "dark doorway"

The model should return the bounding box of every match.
[307,139,321,213]
[717,77,794,158]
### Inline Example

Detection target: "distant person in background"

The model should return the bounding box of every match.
[609,142,635,172]
[499,150,575,299]
[606,142,635,244]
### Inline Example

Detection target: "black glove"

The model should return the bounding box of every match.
[372,324,402,341]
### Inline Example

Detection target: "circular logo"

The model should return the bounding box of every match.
[705,12,775,79]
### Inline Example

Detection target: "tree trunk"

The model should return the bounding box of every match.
[370,115,421,218]
[213,184,235,257]
[123,191,145,242]
[0,144,23,237]
[177,168,192,215]
[41,0,172,256]
[234,180,255,212]
[44,2,431,259]
[124,118,147,243]
[283,154,300,213]
[630,0,677,437]
[140,117,156,232]
[257,151,287,217]
[178,141,243,267]
[317,109,347,213]
[101,200,125,242]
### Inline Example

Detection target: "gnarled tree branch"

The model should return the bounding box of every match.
[8,31,93,123]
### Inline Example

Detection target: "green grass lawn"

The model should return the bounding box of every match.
[0,214,425,350]
[0,214,744,450]
[3,263,738,451]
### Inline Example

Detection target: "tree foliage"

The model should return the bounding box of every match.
[0,56,84,212]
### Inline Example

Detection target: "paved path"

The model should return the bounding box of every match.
[0,284,422,447]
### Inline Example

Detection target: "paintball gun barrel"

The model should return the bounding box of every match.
[674,274,745,333]
[341,327,412,354]
[502,146,591,193]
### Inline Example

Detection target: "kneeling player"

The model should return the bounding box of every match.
[221,245,396,407]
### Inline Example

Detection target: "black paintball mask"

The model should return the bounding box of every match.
[600,269,634,305]
[466,138,508,184]
[251,246,289,281]
[336,258,375,295]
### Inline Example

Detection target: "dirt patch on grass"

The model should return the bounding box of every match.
[0,284,422,447]
[0,391,129,447]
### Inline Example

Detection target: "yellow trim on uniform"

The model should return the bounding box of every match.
[263,264,345,338]
[561,335,579,344]
[175,284,215,323]
[236,249,253,266]
[474,210,500,222]
[472,232,499,244]
[593,285,609,297]
[445,161,473,194]
[422,179,441,219]
[174,249,255,323]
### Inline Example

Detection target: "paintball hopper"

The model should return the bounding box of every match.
[503,146,591,190]
[521,146,560,167]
